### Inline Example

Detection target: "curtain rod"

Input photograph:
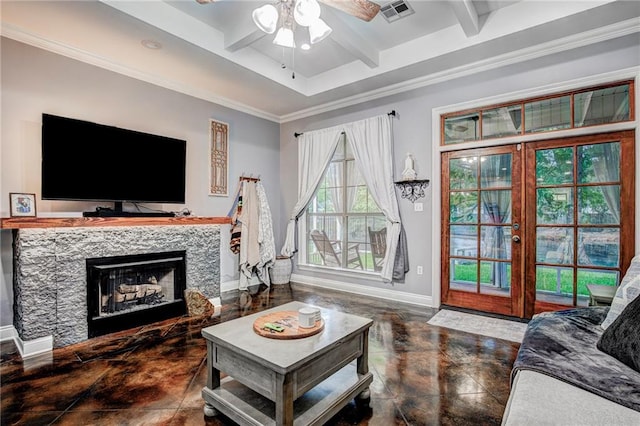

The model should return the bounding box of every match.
[294,110,396,138]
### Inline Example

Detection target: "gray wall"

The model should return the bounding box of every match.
[279,34,640,300]
[1,38,281,327]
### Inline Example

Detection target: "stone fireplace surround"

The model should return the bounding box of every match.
[12,223,221,348]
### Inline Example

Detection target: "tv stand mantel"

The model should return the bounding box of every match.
[0,216,231,229]
[83,210,175,218]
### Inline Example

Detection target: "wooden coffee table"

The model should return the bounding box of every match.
[201,301,373,426]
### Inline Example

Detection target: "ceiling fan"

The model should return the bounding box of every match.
[195,0,381,22]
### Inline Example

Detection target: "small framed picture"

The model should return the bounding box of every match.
[9,193,37,217]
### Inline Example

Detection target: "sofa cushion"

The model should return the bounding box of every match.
[601,254,640,329]
[597,293,640,373]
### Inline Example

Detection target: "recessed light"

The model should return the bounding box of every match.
[301,43,311,51]
[141,39,162,50]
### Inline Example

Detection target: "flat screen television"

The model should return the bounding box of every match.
[41,113,186,216]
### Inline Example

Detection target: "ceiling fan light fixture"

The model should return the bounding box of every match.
[273,26,296,48]
[309,18,332,44]
[294,0,321,27]
[252,4,279,34]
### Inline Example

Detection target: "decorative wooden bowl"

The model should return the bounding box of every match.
[253,310,324,340]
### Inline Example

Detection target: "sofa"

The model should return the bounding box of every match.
[502,256,640,425]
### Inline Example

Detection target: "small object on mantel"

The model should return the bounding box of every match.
[394,179,430,203]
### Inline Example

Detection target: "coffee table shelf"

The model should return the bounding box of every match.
[203,364,372,426]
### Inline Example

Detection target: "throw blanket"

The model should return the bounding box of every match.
[512,307,640,412]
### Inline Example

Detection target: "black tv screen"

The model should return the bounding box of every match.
[41,113,186,206]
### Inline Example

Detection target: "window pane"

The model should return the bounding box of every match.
[525,96,571,133]
[444,113,480,144]
[450,259,477,292]
[450,225,477,257]
[480,226,511,260]
[366,192,381,213]
[450,157,478,189]
[578,185,620,225]
[348,216,366,244]
[325,188,342,213]
[450,191,477,224]
[578,228,619,268]
[349,186,369,213]
[483,105,521,138]
[325,162,342,187]
[480,191,511,223]
[480,261,511,296]
[537,227,573,264]
[536,266,573,305]
[537,188,574,225]
[480,154,511,188]
[577,142,620,183]
[346,160,364,185]
[307,188,326,213]
[536,147,573,185]
[575,84,630,127]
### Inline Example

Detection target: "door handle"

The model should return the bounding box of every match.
[512,235,521,243]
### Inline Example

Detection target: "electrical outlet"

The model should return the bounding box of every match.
[414,202,423,212]
[416,265,423,275]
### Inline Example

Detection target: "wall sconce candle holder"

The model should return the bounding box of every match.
[394,179,430,203]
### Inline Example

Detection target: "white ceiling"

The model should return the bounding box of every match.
[1,1,639,122]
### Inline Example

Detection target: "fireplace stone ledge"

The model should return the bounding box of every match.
[13,224,220,347]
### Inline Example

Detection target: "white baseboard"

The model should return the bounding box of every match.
[290,273,433,308]
[0,325,17,341]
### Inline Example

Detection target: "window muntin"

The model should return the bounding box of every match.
[442,81,633,145]
[305,137,385,272]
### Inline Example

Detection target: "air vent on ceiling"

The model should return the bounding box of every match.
[380,0,415,23]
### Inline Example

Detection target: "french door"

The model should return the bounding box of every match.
[441,145,523,317]
[441,131,635,318]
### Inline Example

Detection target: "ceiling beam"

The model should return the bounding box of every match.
[224,19,266,52]
[321,8,379,68]
[448,0,480,37]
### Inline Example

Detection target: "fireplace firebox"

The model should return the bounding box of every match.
[86,251,187,338]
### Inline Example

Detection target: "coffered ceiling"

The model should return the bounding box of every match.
[1,1,639,121]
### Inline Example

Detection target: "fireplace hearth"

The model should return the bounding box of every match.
[86,251,187,338]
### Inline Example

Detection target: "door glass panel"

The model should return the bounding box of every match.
[578,228,619,267]
[483,105,522,139]
[480,261,511,296]
[481,226,511,260]
[525,96,571,133]
[536,227,573,264]
[574,85,630,127]
[450,157,478,189]
[480,190,511,223]
[578,185,620,225]
[450,225,477,256]
[450,192,478,223]
[577,268,618,302]
[577,142,620,183]
[537,187,574,225]
[450,259,477,292]
[480,154,512,188]
[536,148,574,185]
[536,266,574,305]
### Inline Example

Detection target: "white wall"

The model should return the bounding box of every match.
[279,33,640,305]
[0,38,281,327]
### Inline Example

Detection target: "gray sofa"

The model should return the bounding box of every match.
[502,254,640,425]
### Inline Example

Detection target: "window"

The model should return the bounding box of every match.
[305,136,386,272]
[442,81,633,145]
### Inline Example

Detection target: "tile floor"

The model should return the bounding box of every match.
[0,283,520,425]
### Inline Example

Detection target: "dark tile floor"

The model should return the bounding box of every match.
[1,283,520,425]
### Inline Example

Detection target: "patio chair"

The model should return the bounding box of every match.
[368,227,387,272]
[310,230,363,269]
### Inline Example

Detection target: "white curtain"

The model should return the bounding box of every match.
[281,126,343,257]
[344,114,401,282]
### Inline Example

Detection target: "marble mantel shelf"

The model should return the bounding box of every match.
[0,216,231,229]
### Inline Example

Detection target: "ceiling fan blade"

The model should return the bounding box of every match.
[320,0,381,22]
